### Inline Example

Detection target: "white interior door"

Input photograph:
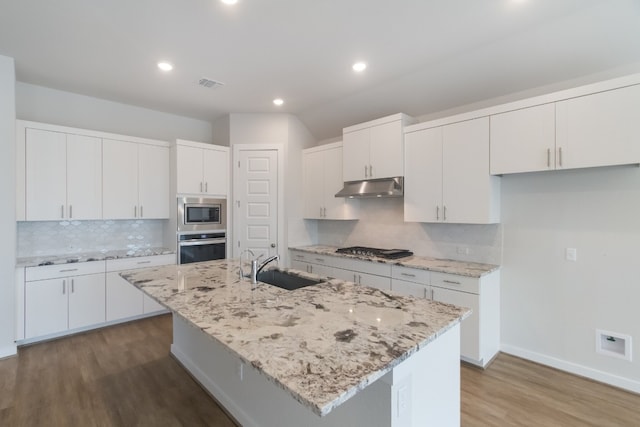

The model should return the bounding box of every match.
[235,149,278,260]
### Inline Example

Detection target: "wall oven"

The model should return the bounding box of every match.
[178,231,226,264]
[177,197,227,264]
[177,197,226,232]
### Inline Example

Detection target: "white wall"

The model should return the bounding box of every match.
[316,198,501,265]
[500,166,640,392]
[0,55,16,358]
[16,82,213,143]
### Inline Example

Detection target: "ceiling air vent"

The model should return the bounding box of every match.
[198,78,224,89]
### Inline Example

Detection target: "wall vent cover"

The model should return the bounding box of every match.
[198,78,224,89]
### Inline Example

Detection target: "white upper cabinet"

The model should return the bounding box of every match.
[25,128,102,221]
[490,103,556,174]
[404,117,500,224]
[342,114,414,182]
[103,139,170,219]
[490,81,640,175]
[556,84,640,170]
[175,139,229,197]
[303,142,358,220]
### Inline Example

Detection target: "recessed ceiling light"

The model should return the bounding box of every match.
[273,98,284,106]
[352,62,367,72]
[221,0,238,4]
[157,61,173,72]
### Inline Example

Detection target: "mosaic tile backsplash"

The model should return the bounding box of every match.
[18,219,166,258]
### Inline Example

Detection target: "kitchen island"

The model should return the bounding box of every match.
[121,259,470,427]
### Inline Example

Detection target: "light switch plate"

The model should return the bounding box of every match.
[565,248,577,261]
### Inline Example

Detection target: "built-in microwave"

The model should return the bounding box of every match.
[177,197,226,232]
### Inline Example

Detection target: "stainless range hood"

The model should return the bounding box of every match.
[335,177,404,198]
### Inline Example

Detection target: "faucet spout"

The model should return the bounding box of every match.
[251,254,280,284]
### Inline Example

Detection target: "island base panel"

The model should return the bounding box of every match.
[170,315,461,427]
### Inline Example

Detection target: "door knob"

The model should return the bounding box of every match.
[270,243,276,248]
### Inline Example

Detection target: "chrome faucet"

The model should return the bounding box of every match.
[250,254,280,284]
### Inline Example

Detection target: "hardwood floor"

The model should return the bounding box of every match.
[1,315,638,426]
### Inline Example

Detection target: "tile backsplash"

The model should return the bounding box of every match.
[17,219,165,258]
[316,198,502,264]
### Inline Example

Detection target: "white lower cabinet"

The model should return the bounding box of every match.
[25,261,106,339]
[106,254,174,322]
[21,254,174,343]
[391,266,500,367]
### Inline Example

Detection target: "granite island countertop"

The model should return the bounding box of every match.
[291,245,499,277]
[120,259,470,416]
[16,247,175,268]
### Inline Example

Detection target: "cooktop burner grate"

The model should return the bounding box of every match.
[335,246,413,259]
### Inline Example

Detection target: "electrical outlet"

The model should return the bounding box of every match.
[456,246,470,255]
[565,248,577,261]
[397,385,408,416]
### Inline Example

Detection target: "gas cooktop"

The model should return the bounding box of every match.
[335,246,414,259]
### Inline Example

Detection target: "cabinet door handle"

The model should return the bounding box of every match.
[430,288,434,300]
[200,182,203,192]
[134,206,137,218]
[71,279,75,293]
[547,148,551,168]
[315,258,325,263]
[443,206,447,221]
[358,275,362,284]
[364,165,368,178]
[295,254,304,259]
[369,165,373,177]
[69,205,73,219]
[137,261,151,265]
[140,206,144,218]
[61,205,65,219]
[443,279,461,285]
[401,272,416,278]
[436,206,440,221]
[353,274,357,283]
[62,279,66,294]
[323,207,326,217]
[59,268,78,273]
[558,147,563,167]
[205,182,208,193]
[309,265,313,273]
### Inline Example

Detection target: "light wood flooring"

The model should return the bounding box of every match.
[1,314,638,426]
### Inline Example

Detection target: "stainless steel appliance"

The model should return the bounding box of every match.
[336,246,413,259]
[178,231,226,264]
[177,196,226,232]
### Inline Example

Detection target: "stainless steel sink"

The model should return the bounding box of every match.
[256,269,323,290]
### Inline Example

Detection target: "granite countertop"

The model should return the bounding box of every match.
[120,259,470,416]
[16,247,175,268]
[290,245,499,277]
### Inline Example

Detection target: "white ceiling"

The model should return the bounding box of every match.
[1,0,639,140]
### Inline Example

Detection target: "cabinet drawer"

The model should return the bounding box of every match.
[332,256,392,277]
[290,251,333,266]
[391,265,430,285]
[431,272,479,294]
[26,261,105,281]
[106,254,175,272]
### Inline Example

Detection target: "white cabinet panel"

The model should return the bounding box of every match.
[391,279,427,298]
[342,128,370,182]
[404,126,442,223]
[176,141,229,197]
[432,286,480,362]
[303,143,358,220]
[203,147,228,196]
[139,143,170,218]
[404,117,499,224]
[490,103,556,174]
[25,278,68,339]
[104,139,169,219]
[66,134,102,219]
[143,294,166,314]
[67,273,105,330]
[103,138,139,219]
[556,84,640,170]
[106,271,143,321]
[25,128,67,221]
[369,120,403,179]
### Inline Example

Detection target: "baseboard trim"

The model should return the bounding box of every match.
[501,344,640,394]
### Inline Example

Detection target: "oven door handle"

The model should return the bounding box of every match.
[179,238,227,247]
